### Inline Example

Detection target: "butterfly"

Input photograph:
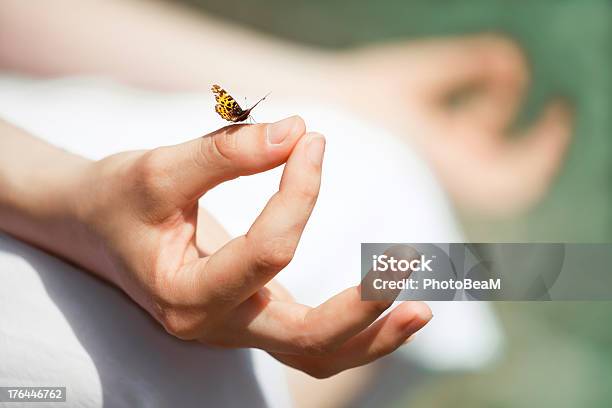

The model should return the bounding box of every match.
[211,84,269,123]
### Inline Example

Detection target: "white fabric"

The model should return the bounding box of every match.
[0,76,501,407]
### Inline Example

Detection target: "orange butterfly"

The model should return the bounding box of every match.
[211,84,269,123]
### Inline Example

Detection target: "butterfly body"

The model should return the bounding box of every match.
[211,84,268,123]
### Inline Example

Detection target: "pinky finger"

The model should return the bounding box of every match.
[272,301,432,378]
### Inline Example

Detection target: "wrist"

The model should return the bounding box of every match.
[0,131,95,267]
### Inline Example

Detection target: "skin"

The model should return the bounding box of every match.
[0,117,432,378]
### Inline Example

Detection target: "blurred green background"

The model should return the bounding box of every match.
[183,1,612,406]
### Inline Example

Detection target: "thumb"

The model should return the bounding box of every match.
[156,115,305,201]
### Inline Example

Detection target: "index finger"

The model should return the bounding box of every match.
[176,131,325,310]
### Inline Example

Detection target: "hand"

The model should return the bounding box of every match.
[334,35,573,217]
[58,116,431,378]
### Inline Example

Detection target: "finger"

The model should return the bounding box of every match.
[153,115,306,201]
[232,287,395,354]
[265,280,295,302]
[224,245,418,353]
[413,35,528,132]
[290,245,421,352]
[299,286,394,353]
[175,132,325,309]
[271,301,432,378]
[454,99,573,217]
[329,302,431,369]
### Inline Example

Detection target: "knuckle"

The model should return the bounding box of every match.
[134,149,172,194]
[295,185,319,208]
[196,130,238,169]
[155,305,204,340]
[213,130,238,160]
[302,342,330,357]
[481,36,527,78]
[254,237,296,271]
[151,281,208,341]
[296,333,337,357]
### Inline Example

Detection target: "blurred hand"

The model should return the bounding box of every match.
[65,116,431,378]
[336,35,573,217]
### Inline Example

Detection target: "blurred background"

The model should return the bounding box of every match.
[180,1,612,406]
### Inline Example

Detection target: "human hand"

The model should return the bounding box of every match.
[333,35,573,217]
[59,116,431,378]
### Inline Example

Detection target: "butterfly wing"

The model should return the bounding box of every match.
[211,84,246,122]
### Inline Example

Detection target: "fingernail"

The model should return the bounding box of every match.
[267,116,296,145]
[306,133,325,166]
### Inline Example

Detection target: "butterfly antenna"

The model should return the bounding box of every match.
[248,91,271,111]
